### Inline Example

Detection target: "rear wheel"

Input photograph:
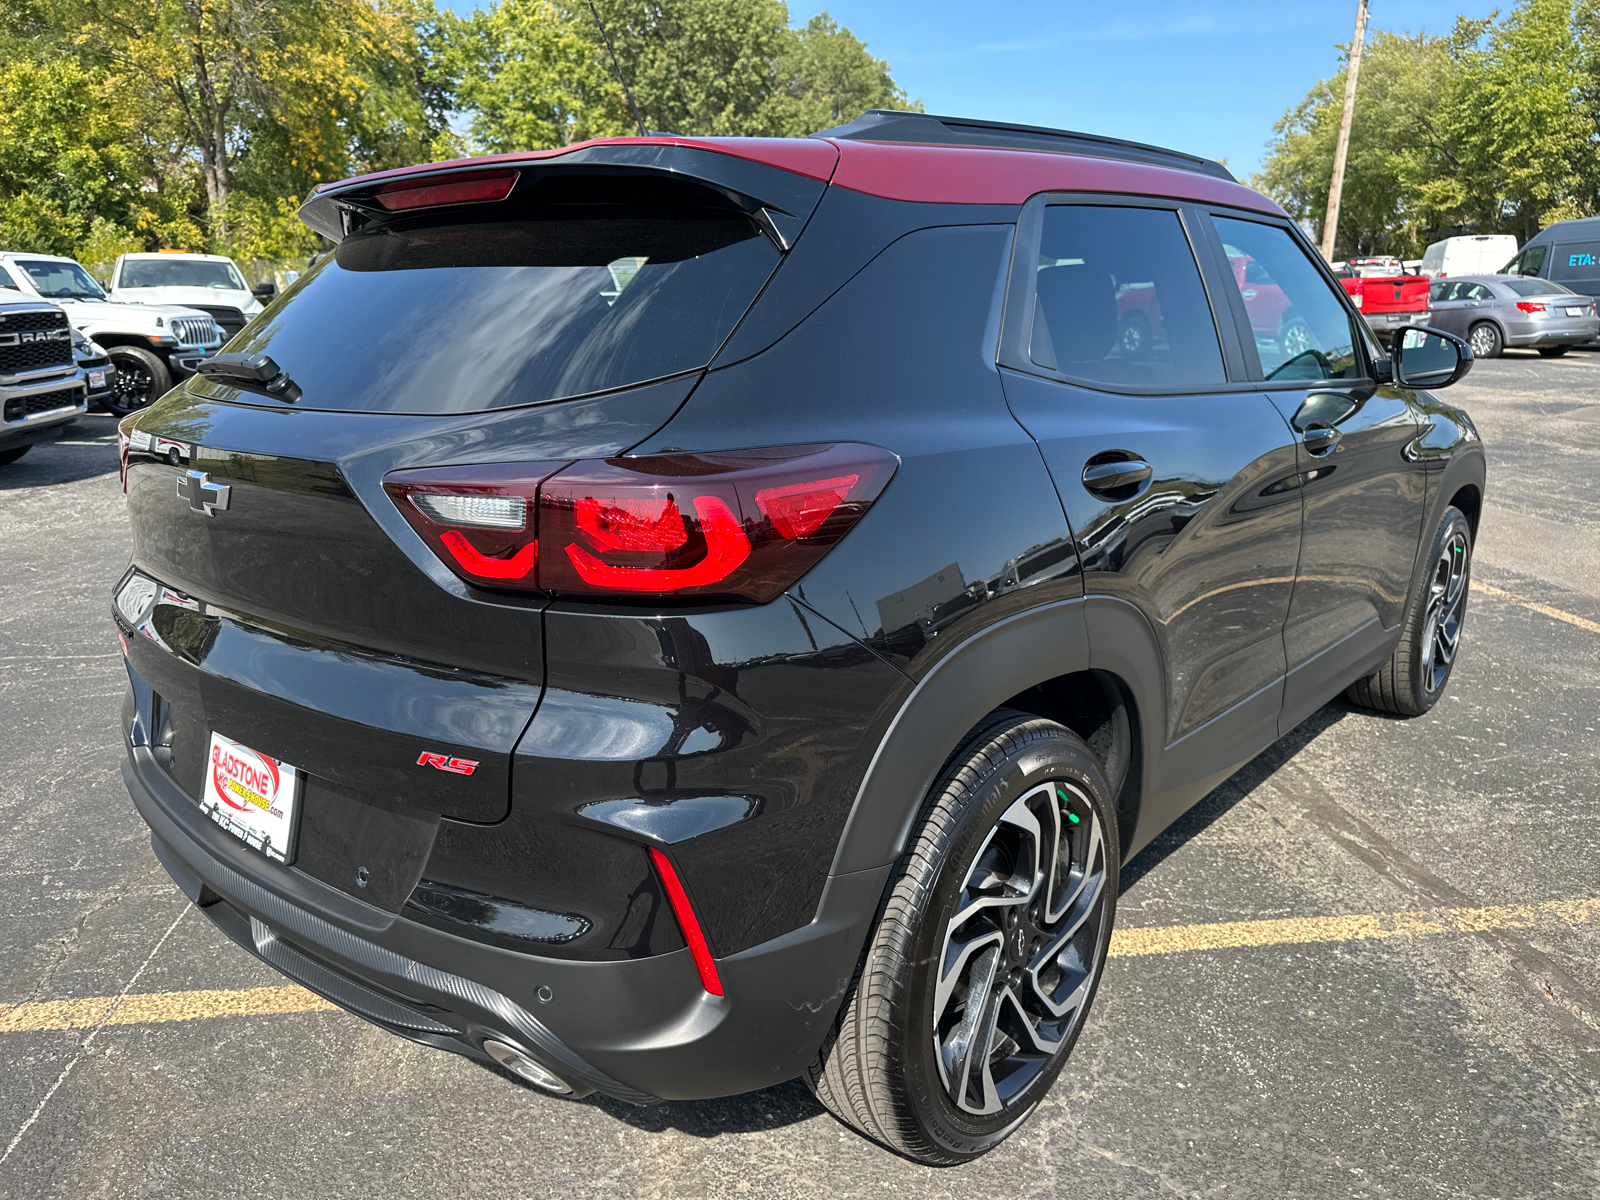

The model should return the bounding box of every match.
[808,711,1118,1164]
[1467,321,1503,360]
[103,346,170,417]
[1117,311,1150,357]
[1347,507,1472,716]
[0,445,30,465]
[1537,345,1570,358]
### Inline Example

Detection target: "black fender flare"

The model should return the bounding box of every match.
[826,596,1171,876]
[1426,445,1487,541]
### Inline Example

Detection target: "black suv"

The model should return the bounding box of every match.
[115,112,1484,1163]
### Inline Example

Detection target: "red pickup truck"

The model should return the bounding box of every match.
[1335,260,1430,343]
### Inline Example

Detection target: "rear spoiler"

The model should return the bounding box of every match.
[297,139,838,248]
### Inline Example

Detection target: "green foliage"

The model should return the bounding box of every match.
[0,0,912,273]
[1254,0,1600,257]
[457,0,917,150]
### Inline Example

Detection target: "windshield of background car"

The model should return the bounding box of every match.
[1028,204,1226,389]
[18,260,106,300]
[120,258,246,290]
[1504,278,1575,297]
[1211,217,1361,382]
[204,175,782,414]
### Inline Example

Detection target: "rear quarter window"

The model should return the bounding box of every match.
[202,175,782,414]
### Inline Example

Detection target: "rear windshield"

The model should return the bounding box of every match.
[202,175,780,413]
[1504,278,1574,297]
[121,258,245,290]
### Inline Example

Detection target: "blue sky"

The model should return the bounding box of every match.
[443,1,1504,178]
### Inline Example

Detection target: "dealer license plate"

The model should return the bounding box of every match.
[200,732,300,862]
[88,369,107,389]
[1565,306,1586,317]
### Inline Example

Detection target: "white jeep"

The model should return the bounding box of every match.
[0,251,224,416]
[109,251,274,345]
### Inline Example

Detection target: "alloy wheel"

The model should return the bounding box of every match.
[932,781,1109,1116]
[109,361,154,411]
[1280,318,1313,359]
[1419,528,1469,695]
[1468,324,1498,359]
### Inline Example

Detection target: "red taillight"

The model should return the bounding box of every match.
[384,443,897,602]
[372,169,519,212]
[1515,301,1546,314]
[648,847,722,997]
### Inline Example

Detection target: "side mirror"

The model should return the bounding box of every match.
[252,281,278,300]
[1393,325,1472,390]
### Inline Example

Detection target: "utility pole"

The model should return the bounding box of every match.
[1321,0,1370,263]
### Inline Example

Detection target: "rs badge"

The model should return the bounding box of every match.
[418,751,479,776]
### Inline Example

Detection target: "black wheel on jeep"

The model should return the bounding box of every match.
[808,710,1119,1164]
[0,445,30,465]
[1347,506,1473,717]
[103,346,171,417]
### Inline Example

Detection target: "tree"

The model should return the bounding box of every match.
[455,0,916,151]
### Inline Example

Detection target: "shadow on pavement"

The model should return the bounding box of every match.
[1119,698,1364,894]
[0,412,121,490]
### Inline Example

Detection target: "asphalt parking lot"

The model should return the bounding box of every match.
[3,349,1598,1198]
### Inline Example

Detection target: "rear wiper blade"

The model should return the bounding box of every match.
[195,352,302,403]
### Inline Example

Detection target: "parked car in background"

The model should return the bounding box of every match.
[1502,216,1600,345]
[1427,275,1599,358]
[72,327,116,409]
[115,110,1485,1164]
[0,300,88,465]
[1338,271,1431,344]
[109,251,274,342]
[1419,234,1519,279]
[0,252,224,417]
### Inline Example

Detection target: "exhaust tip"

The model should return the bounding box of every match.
[482,1038,574,1094]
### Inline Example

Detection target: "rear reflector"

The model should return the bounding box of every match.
[648,847,723,997]
[372,169,519,212]
[384,443,897,602]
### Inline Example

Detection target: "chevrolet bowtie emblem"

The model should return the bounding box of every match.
[177,469,230,517]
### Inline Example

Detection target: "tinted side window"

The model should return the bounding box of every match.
[1029,205,1226,390]
[1551,241,1600,282]
[1519,244,1549,276]
[1463,283,1495,300]
[1212,217,1361,382]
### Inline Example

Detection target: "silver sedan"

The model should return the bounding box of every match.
[1426,274,1599,358]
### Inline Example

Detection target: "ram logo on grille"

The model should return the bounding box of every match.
[0,329,70,347]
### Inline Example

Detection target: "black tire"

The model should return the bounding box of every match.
[1467,321,1503,360]
[1347,507,1472,716]
[1117,311,1150,357]
[1537,345,1570,358]
[808,710,1119,1164]
[103,346,171,417]
[0,445,30,465]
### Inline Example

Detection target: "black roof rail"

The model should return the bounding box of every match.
[813,110,1236,183]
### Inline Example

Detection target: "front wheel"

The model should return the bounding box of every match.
[103,346,171,417]
[1347,507,1472,716]
[808,711,1119,1164]
[1467,321,1503,360]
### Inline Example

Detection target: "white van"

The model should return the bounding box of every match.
[1418,234,1519,279]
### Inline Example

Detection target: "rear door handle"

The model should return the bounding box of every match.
[1302,424,1340,456]
[1082,457,1153,498]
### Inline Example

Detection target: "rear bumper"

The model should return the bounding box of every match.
[1504,317,1600,347]
[1362,311,1427,333]
[122,734,887,1102]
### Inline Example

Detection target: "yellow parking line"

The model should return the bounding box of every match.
[1472,581,1600,634]
[3,899,1595,1033]
[1109,896,1600,958]
[0,985,334,1034]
